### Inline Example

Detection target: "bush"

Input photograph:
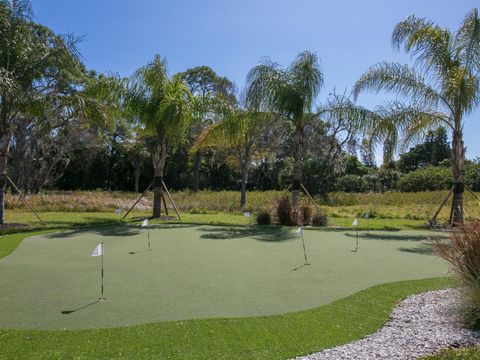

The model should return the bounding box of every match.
[276,195,294,226]
[312,212,328,227]
[299,201,313,225]
[434,221,480,328]
[397,166,451,192]
[256,211,271,225]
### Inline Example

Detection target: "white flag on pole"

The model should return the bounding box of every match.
[243,211,250,218]
[141,219,149,227]
[365,212,369,219]
[91,243,103,257]
[114,208,122,215]
[296,227,303,237]
[352,218,359,227]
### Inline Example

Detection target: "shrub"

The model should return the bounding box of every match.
[299,201,313,225]
[312,212,328,227]
[256,211,271,225]
[397,166,451,192]
[434,221,480,328]
[276,195,294,226]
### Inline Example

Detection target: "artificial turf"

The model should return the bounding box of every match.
[0,224,448,330]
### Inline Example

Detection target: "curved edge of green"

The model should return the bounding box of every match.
[0,230,59,259]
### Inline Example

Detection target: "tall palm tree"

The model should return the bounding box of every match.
[353,9,480,225]
[127,55,192,218]
[191,108,273,208]
[0,0,85,224]
[246,51,324,207]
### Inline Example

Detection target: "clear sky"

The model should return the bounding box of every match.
[33,0,480,162]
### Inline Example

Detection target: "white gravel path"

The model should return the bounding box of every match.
[294,289,480,360]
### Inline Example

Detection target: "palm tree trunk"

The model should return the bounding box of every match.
[193,150,201,191]
[0,96,10,225]
[450,128,465,226]
[239,143,251,209]
[134,165,140,193]
[292,126,304,208]
[152,129,167,219]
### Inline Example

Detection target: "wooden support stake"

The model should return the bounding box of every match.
[465,184,480,202]
[6,176,46,225]
[300,183,322,214]
[162,193,169,216]
[162,181,181,220]
[428,186,453,226]
[122,181,153,220]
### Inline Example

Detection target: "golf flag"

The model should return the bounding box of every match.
[141,219,149,227]
[352,218,359,227]
[243,211,250,218]
[365,212,369,219]
[296,227,303,237]
[114,208,122,215]
[91,243,103,257]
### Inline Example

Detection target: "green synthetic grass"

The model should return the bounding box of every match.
[421,346,480,359]
[0,277,453,360]
[0,225,448,329]
[0,226,455,359]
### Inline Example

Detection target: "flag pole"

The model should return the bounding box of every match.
[99,242,106,301]
[147,226,151,250]
[301,230,309,265]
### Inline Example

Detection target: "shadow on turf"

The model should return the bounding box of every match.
[344,232,447,242]
[398,243,436,255]
[199,226,294,242]
[61,300,99,314]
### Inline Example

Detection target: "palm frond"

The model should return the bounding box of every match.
[456,8,480,72]
[392,14,454,79]
[353,62,448,110]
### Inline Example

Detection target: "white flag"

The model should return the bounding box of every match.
[243,211,250,218]
[91,243,103,257]
[365,212,369,219]
[141,219,149,227]
[352,218,359,227]
[114,208,122,215]
[296,227,303,236]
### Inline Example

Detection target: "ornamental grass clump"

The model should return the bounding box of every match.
[434,221,480,328]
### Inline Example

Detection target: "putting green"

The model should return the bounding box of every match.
[0,225,448,330]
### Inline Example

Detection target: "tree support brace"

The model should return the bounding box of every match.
[122,181,182,221]
[7,176,46,225]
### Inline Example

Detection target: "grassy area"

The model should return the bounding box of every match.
[421,347,480,359]
[6,190,480,224]
[4,209,428,235]
[0,277,453,360]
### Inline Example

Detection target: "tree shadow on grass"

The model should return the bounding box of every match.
[199,226,295,242]
[398,243,436,255]
[45,223,141,239]
[345,232,447,242]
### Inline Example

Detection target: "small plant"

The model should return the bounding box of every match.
[276,195,294,226]
[433,220,480,329]
[256,211,271,225]
[312,212,328,227]
[299,201,313,225]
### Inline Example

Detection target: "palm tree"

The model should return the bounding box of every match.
[0,0,85,224]
[353,9,480,225]
[191,107,273,208]
[246,51,324,207]
[127,55,192,218]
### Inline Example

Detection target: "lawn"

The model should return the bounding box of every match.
[0,223,455,359]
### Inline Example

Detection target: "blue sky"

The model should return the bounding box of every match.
[33,0,480,161]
